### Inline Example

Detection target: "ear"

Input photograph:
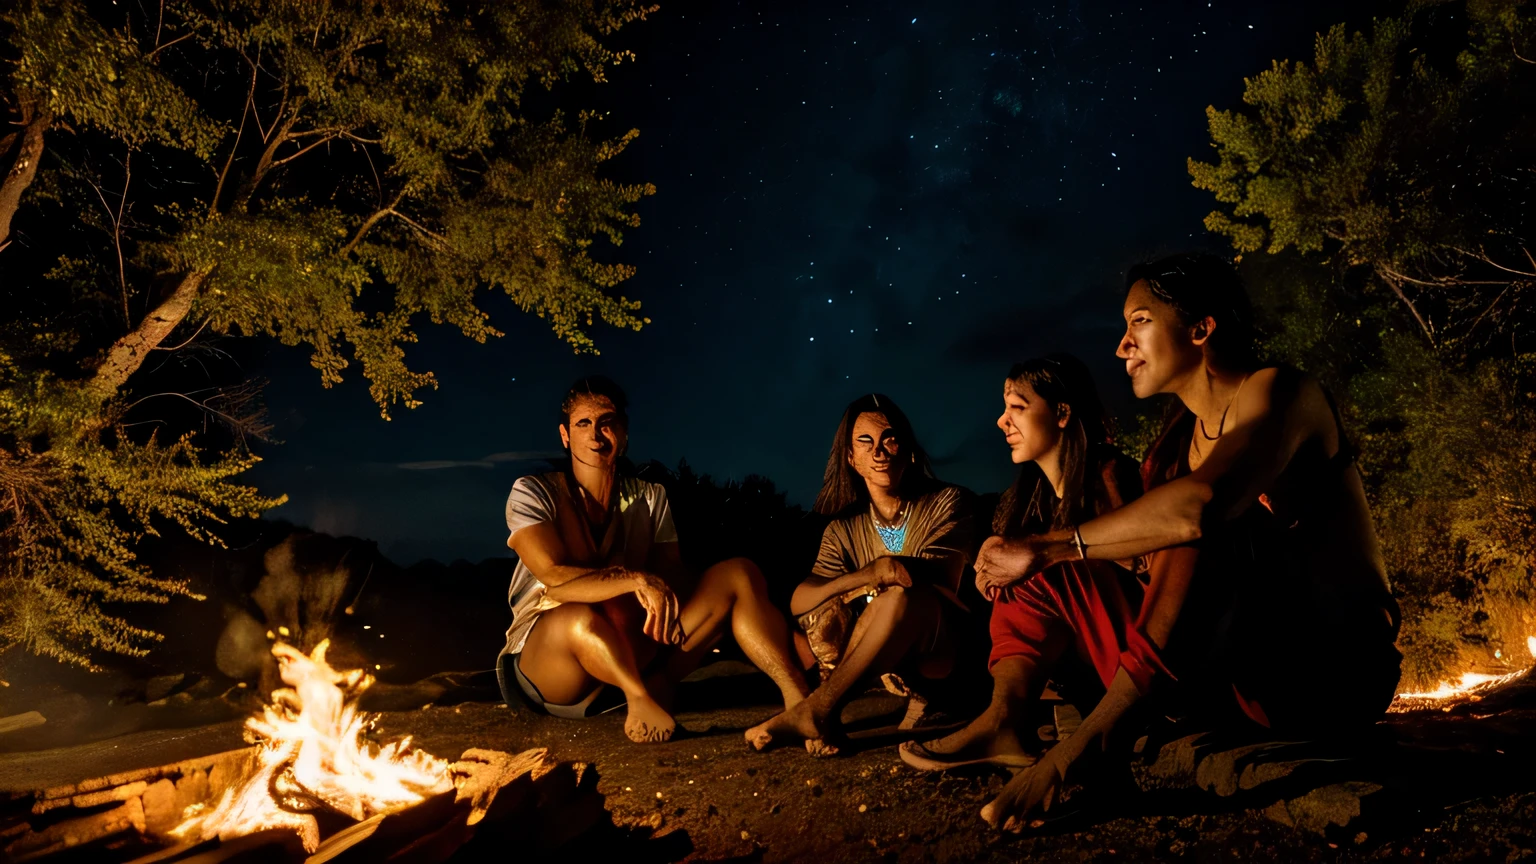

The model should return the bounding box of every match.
[1056,402,1073,430]
[559,424,571,449]
[1190,316,1218,346]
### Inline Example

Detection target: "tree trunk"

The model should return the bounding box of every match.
[84,270,210,405]
[0,99,52,253]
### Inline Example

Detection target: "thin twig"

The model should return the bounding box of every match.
[150,317,210,352]
[1376,267,1437,346]
[210,64,258,217]
[144,32,192,61]
[1468,246,1536,278]
[340,189,407,256]
[1464,284,1512,341]
[267,134,337,169]
[87,153,133,327]
[388,209,449,247]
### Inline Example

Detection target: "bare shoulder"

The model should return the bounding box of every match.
[1237,367,1335,431]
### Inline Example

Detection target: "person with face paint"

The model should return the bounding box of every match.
[499,376,809,744]
[898,354,1144,773]
[970,254,1401,832]
[745,394,974,755]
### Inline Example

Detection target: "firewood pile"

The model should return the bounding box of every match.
[2,745,606,862]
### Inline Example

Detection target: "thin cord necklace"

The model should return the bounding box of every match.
[1193,375,1251,459]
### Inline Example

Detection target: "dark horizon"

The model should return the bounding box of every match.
[245,0,1384,565]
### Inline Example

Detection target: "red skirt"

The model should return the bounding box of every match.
[988,559,1169,697]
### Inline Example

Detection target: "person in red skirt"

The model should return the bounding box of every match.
[898,354,1144,773]
[928,254,1400,832]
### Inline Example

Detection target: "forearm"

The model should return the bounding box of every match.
[1021,479,1210,569]
[543,566,641,604]
[791,569,876,615]
[1053,667,1142,766]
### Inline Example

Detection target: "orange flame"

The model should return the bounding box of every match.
[1392,633,1536,706]
[173,640,451,851]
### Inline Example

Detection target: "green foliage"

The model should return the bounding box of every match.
[1191,0,1536,352]
[0,0,657,666]
[1195,1,1536,687]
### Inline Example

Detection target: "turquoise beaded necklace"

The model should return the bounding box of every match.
[872,502,908,554]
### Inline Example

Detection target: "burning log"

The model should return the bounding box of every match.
[4,642,609,863]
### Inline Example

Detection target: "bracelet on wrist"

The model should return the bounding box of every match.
[1071,526,1087,560]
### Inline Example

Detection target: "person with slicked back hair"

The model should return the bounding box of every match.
[969,254,1400,832]
[898,354,1145,773]
[744,393,975,755]
[499,376,809,744]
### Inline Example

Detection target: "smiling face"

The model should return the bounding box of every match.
[1117,279,1208,399]
[559,395,627,473]
[846,411,907,494]
[997,376,1068,466]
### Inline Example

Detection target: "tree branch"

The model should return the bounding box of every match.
[1466,245,1536,279]
[266,134,337,170]
[87,152,134,326]
[387,209,449,249]
[1376,265,1437,347]
[84,269,210,405]
[339,189,407,256]
[144,31,192,61]
[233,111,299,210]
[0,97,53,253]
[210,63,259,218]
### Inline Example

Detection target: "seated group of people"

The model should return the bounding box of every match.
[494,253,1403,829]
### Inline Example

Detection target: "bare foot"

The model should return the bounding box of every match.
[744,699,829,752]
[804,737,840,757]
[624,693,676,743]
[904,712,1032,768]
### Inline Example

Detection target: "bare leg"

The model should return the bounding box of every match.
[901,657,1045,768]
[746,584,940,753]
[517,602,675,743]
[649,558,810,710]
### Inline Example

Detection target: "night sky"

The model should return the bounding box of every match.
[247,0,1378,565]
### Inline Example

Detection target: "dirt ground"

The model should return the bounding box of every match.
[5,663,1536,863]
[370,673,1536,863]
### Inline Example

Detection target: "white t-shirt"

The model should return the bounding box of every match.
[501,472,677,656]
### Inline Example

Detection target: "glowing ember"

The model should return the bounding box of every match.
[1392,633,1536,706]
[173,640,451,852]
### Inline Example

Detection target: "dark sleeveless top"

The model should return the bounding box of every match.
[1143,368,1401,725]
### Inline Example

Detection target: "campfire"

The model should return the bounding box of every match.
[171,640,454,851]
[1389,634,1536,711]
[3,642,610,862]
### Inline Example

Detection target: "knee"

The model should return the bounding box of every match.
[549,602,604,639]
[870,583,912,611]
[706,557,766,595]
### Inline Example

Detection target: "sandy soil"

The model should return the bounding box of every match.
[375,689,1536,863]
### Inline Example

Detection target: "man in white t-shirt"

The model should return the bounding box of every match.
[499,376,809,743]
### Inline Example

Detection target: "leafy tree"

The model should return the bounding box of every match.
[1190,0,1536,686]
[1190,0,1536,354]
[0,0,656,668]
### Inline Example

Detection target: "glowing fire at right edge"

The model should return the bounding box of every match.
[173,640,451,852]
[1392,634,1536,705]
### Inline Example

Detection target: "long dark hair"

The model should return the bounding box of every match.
[1126,254,1258,489]
[1125,252,1255,368]
[992,354,1116,537]
[812,394,938,516]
